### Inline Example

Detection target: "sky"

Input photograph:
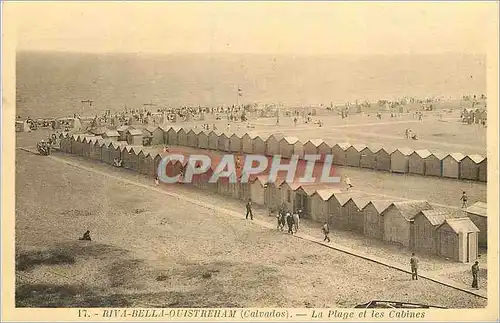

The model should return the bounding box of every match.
[9,1,498,55]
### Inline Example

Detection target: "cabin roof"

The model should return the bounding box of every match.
[394,147,414,156]
[363,200,395,213]
[104,130,120,137]
[126,129,144,136]
[466,202,487,217]
[385,200,432,221]
[315,188,339,201]
[440,218,480,233]
[352,144,367,152]
[418,209,451,226]
[116,125,129,132]
[467,154,486,164]
[413,149,432,159]
[307,139,324,147]
[335,142,352,150]
[446,152,466,162]
[283,136,300,144]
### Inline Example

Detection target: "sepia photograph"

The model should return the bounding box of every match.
[2,1,499,321]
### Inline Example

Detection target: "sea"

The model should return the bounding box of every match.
[15,51,486,118]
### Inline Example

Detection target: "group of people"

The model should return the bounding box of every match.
[405,128,418,140]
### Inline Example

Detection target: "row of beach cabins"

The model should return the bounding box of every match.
[56,132,487,263]
[83,125,487,182]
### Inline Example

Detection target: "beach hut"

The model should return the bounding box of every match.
[117,125,130,141]
[344,197,370,233]
[177,128,188,147]
[143,126,164,146]
[149,153,163,177]
[310,189,337,223]
[442,153,465,179]
[102,130,120,141]
[187,129,201,148]
[424,152,446,177]
[460,155,485,181]
[346,144,365,167]
[250,176,268,206]
[328,192,353,230]
[126,129,143,146]
[121,147,136,170]
[81,137,95,157]
[436,218,479,263]
[317,140,333,159]
[359,147,377,169]
[279,181,301,212]
[242,133,257,154]
[197,131,209,149]
[229,133,243,153]
[165,126,180,145]
[381,200,432,247]
[374,147,393,171]
[101,142,114,164]
[303,139,323,156]
[478,158,487,182]
[208,130,220,150]
[266,134,283,157]
[137,150,150,175]
[412,210,450,254]
[218,132,231,152]
[253,135,268,156]
[279,136,304,159]
[89,127,107,137]
[362,200,393,240]
[294,185,319,216]
[390,148,413,173]
[90,139,103,160]
[264,179,285,211]
[110,143,123,163]
[409,149,432,175]
[466,202,487,247]
[331,143,350,166]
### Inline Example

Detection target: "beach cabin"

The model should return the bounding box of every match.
[89,127,107,137]
[390,148,413,173]
[359,147,377,169]
[442,153,465,179]
[409,149,432,175]
[208,130,220,150]
[303,139,323,156]
[460,155,485,181]
[362,200,393,240]
[253,135,268,156]
[374,147,393,171]
[331,143,350,166]
[466,201,487,247]
[218,133,231,152]
[197,131,209,149]
[143,126,164,146]
[123,147,141,171]
[126,129,143,146]
[344,198,369,233]
[110,143,123,164]
[117,125,130,141]
[81,137,94,158]
[187,129,201,148]
[279,137,304,159]
[242,133,257,154]
[266,134,283,157]
[264,179,285,211]
[137,150,149,175]
[229,133,243,153]
[346,144,366,167]
[177,128,188,147]
[381,200,432,247]
[478,158,487,182]
[102,130,120,141]
[250,176,268,206]
[310,189,336,223]
[165,127,180,145]
[424,152,446,177]
[436,218,479,263]
[101,142,114,164]
[293,186,313,216]
[280,182,301,212]
[317,140,333,159]
[150,153,163,178]
[90,140,104,160]
[412,210,449,254]
[328,192,352,230]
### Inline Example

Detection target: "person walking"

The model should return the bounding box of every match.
[344,176,353,190]
[245,198,253,220]
[322,222,331,242]
[410,253,419,280]
[471,261,479,289]
[460,191,468,209]
[286,212,294,234]
[154,176,160,186]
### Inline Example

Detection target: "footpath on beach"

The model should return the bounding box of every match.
[18,147,488,300]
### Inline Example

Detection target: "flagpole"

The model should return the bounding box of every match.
[237,84,240,107]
